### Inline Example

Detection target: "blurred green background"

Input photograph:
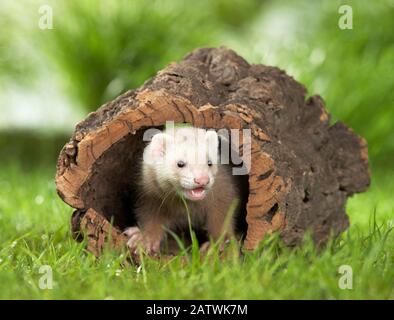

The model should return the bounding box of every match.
[0,0,393,299]
[1,0,393,169]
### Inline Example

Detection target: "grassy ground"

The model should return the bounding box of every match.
[0,160,392,299]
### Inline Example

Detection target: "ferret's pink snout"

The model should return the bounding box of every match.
[194,175,210,187]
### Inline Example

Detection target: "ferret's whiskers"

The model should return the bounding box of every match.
[158,189,173,211]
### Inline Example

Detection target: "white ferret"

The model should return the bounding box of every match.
[124,126,239,255]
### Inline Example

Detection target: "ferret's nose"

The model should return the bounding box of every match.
[194,175,209,186]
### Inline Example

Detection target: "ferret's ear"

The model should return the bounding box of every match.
[205,130,219,151]
[149,133,173,158]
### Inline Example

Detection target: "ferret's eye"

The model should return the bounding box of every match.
[177,160,186,168]
[207,160,213,167]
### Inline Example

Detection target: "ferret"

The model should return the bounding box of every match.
[123,126,239,255]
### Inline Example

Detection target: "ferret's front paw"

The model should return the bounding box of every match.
[123,226,141,238]
[123,227,161,256]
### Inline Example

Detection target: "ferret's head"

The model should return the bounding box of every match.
[143,127,219,201]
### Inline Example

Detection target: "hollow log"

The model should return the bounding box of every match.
[56,47,370,256]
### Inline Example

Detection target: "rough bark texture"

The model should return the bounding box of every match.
[56,47,370,255]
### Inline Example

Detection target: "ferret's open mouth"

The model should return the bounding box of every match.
[183,187,206,201]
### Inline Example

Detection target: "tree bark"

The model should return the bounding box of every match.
[56,47,370,255]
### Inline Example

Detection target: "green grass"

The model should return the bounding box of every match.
[0,162,393,299]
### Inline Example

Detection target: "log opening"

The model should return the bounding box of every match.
[60,94,271,250]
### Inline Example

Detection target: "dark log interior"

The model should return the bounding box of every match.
[71,126,249,247]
